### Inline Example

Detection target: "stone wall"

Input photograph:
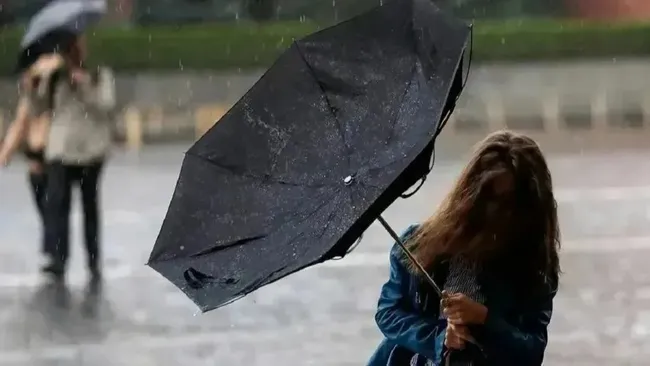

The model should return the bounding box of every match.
[1,58,650,149]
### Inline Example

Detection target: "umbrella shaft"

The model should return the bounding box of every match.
[377,216,443,297]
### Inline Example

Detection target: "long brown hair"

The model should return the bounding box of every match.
[406,130,560,290]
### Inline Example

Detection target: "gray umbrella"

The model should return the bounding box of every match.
[21,0,106,48]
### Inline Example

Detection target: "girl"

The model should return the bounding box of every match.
[1,53,64,256]
[368,130,561,365]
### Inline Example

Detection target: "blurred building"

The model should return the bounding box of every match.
[106,0,134,23]
[118,0,569,24]
[0,0,49,25]
[113,0,650,24]
[568,0,650,20]
[2,0,650,27]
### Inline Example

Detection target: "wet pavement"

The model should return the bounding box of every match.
[1,141,650,365]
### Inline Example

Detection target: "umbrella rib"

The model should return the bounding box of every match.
[293,42,351,172]
[185,151,330,189]
[364,154,416,180]
[187,187,337,257]
[307,193,346,263]
[239,264,289,297]
[384,62,417,147]
[357,63,428,176]
[315,208,340,261]
[357,180,382,190]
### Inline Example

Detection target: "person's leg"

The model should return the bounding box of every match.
[26,156,47,222]
[27,159,47,253]
[43,161,72,277]
[27,166,46,218]
[79,160,104,277]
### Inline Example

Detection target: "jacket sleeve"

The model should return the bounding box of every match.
[471,284,557,365]
[375,241,445,361]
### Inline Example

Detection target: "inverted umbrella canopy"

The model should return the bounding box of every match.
[17,0,106,72]
[148,0,472,312]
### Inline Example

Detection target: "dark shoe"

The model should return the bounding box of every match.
[81,276,103,318]
[41,264,65,281]
[88,264,102,282]
[41,258,65,281]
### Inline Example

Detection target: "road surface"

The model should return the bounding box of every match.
[0,140,649,365]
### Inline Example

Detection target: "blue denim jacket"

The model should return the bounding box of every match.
[367,224,557,366]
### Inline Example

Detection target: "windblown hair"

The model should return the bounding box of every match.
[405,130,560,291]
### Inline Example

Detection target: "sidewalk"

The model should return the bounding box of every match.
[1,145,650,365]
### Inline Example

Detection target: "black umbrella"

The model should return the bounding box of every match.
[148,0,472,312]
[16,29,77,73]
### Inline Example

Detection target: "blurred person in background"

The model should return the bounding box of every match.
[41,33,116,281]
[3,33,116,281]
[0,53,65,258]
[368,131,561,366]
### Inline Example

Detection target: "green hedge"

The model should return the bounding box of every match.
[2,20,650,74]
[474,20,650,61]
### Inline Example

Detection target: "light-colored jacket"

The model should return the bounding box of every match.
[30,66,116,165]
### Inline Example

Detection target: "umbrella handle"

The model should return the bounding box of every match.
[377,215,443,297]
[377,216,487,355]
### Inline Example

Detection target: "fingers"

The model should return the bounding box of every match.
[449,324,476,344]
[441,292,474,326]
[443,303,468,325]
[440,290,463,307]
[442,300,461,315]
[448,324,467,338]
[441,290,450,307]
[444,337,464,349]
[446,312,465,325]
[445,293,466,303]
[441,292,466,306]
[445,326,466,350]
[445,334,465,350]
[442,304,461,325]
[442,306,458,319]
[447,318,464,325]
[442,290,464,300]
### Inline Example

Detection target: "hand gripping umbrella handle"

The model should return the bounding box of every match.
[378,216,486,355]
[377,216,443,297]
